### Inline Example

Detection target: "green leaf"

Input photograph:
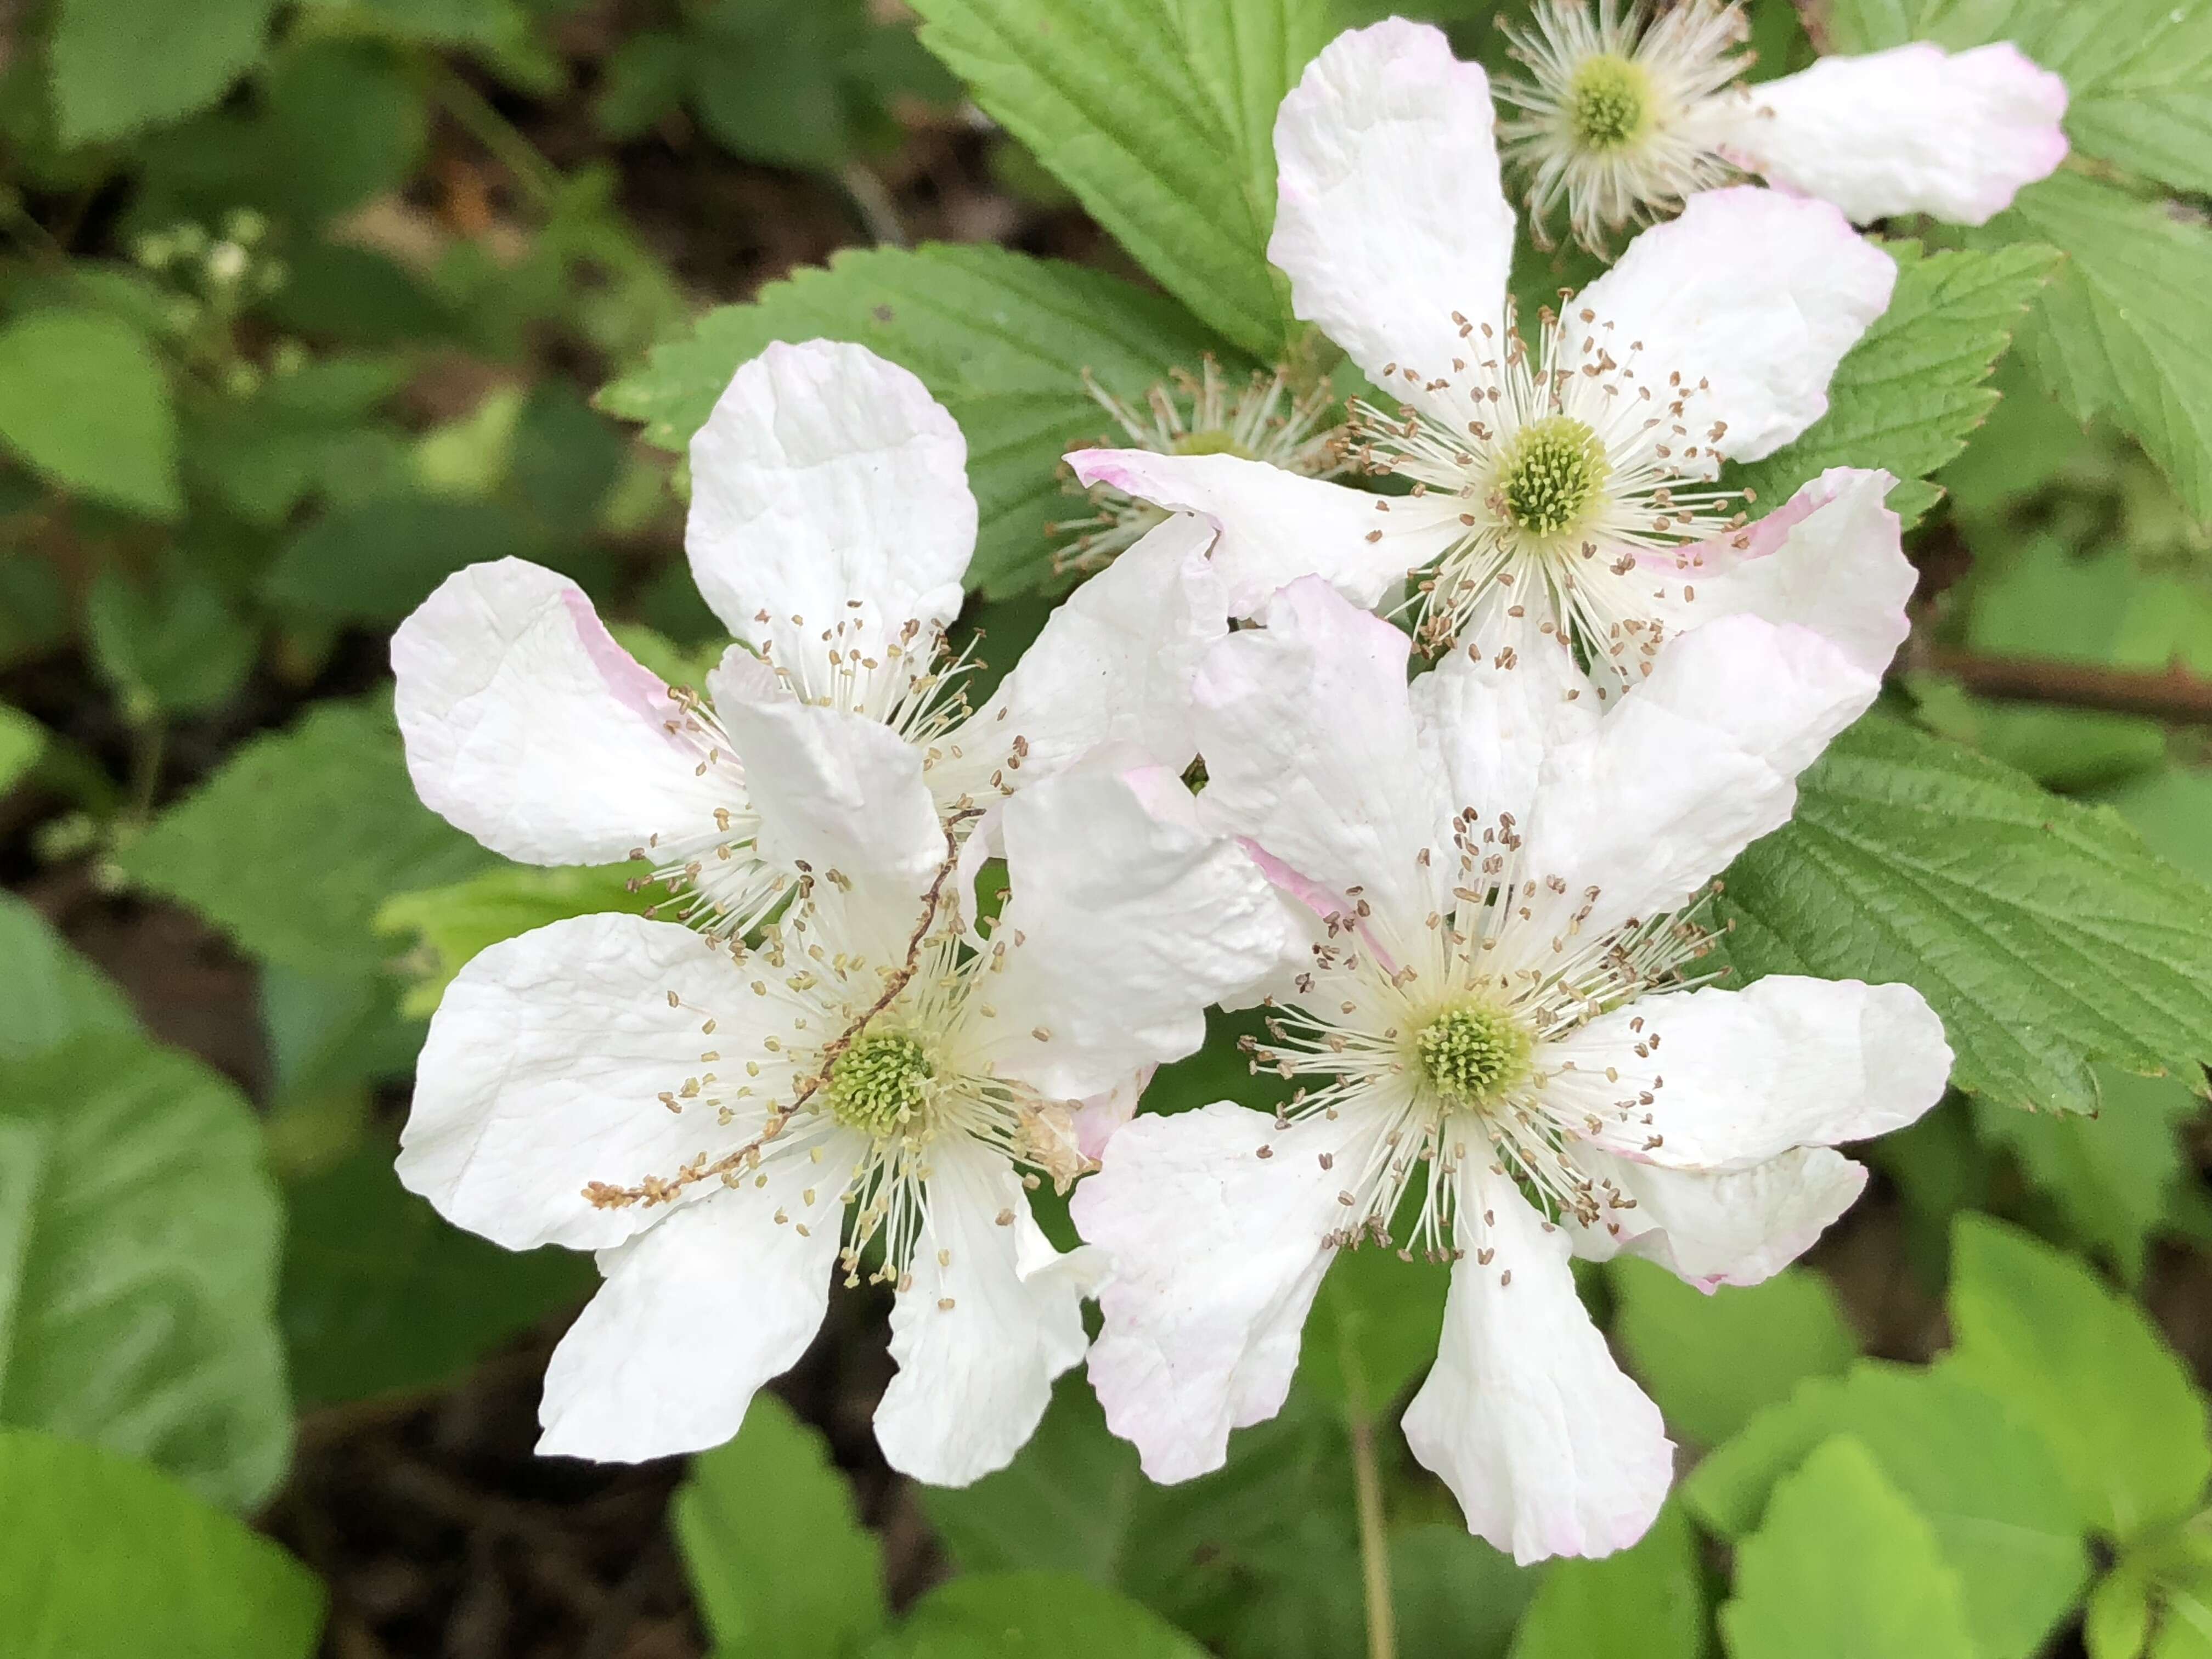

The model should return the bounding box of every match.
[881,1572,1209,1658]
[600,241,1239,595]
[377,862,650,1017]
[2108,766,2212,888]
[1608,1260,1858,1448]
[262,495,537,623]
[907,0,1319,357]
[1390,1526,1534,1659]
[1730,242,2058,527]
[1510,1502,1706,1659]
[1719,1436,1978,1659]
[0,1427,322,1657]
[1683,1362,2089,1659]
[47,0,278,146]
[0,890,136,1062]
[1712,710,2212,1116]
[281,1139,589,1409]
[0,703,46,797]
[1988,173,2212,519]
[84,562,257,719]
[117,697,493,977]
[0,310,180,518]
[1304,1243,1449,1411]
[0,1032,289,1509]
[1946,1214,2211,1541]
[675,1393,887,1658]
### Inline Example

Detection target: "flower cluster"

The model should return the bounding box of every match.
[392,18,1971,1561]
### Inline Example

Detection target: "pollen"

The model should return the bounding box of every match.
[1566,52,1653,152]
[1416,1003,1532,1107]
[826,1030,935,1139]
[1498,415,1610,540]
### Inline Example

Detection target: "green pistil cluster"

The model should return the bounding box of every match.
[1566,53,1654,153]
[1171,427,1255,459]
[1499,414,1610,541]
[1417,1003,1532,1108]
[826,1031,935,1139]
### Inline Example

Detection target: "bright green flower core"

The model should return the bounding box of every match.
[1417,1003,1532,1105]
[827,1031,935,1137]
[1499,415,1610,540]
[1567,53,1655,153]
[1172,428,1255,458]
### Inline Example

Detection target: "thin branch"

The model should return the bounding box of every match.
[1922,648,2212,726]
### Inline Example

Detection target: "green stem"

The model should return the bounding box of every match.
[1337,1318,1398,1659]
[428,60,560,208]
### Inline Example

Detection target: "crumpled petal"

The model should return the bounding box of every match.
[1075,1102,1380,1482]
[1575,187,1897,464]
[1551,975,1954,1171]
[537,1148,848,1461]
[1269,18,1516,394]
[399,912,778,1251]
[1412,627,1599,836]
[874,1137,1102,1486]
[686,339,973,698]
[1687,42,2068,227]
[392,558,730,866]
[1569,1146,1869,1290]
[1402,1160,1674,1563]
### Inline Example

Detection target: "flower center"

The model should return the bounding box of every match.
[1566,53,1654,153]
[1416,1003,1531,1108]
[826,1030,935,1139]
[1171,427,1255,459]
[1498,414,1610,541]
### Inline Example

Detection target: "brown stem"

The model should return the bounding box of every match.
[1922,648,2212,726]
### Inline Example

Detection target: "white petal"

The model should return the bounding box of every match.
[1269,19,1516,391]
[1574,1146,1868,1290]
[536,1152,847,1462]
[1412,627,1599,836]
[1662,467,1912,678]
[392,558,730,865]
[1688,43,2068,227]
[399,913,776,1251]
[969,767,1295,1101]
[686,340,973,695]
[1191,577,1448,922]
[1074,1102,1370,1482]
[938,512,1226,798]
[1065,449,1447,616]
[874,1138,1101,1486]
[1555,976,1954,1171]
[1403,1163,1673,1564]
[1575,187,1896,464]
[1515,613,1876,946]
[719,693,944,899]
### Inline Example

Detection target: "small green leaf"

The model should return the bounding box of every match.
[84,562,257,719]
[1609,1260,1858,1449]
[261,495,537,623]
[0,703,46,797]
[1730,242,2059,527]
[376,862,650,1017]
[0,1032,289,1510]
[0,310,180,518]
[0,890,135,1062]
[117,697,494,977]
[2087,1565,2155,1659]
[47,0,278,145]
[1390,1526,1535,1659]
[599,241,1241,595]
[675,1393,887,1658]
[1947,1214,2211,1542]
[1510,1502,1706,1659]
[908,0,1318,357]
[881,1571,1209,1658]
[1713,710,2212,1116]
[0,1427,323,1657]
[1720,1436,1978,1659]
[1304,1243,1449,1412]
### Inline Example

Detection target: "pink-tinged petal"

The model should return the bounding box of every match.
[392,558,730,866]
[1269,19,1516,393]
[937,512,1226,800]
[874,1138,1101,1486]
[1066,448,1450,615]
[970,768,1295,1101]
[537,1151,847,1461]
[686,340,972,697]
[1576,187,1897,464]
[1511,613,1876,949]
[1075,1102,1383,1482]
[1551,976,1954,1172]
[1662,467,1912,679]
[1404,1163,1674,1563]
[1573,1147,1869,1290]
[1071,1069,1151,1162]
[1689,43,2067,227]
[1191,577,1449,923]
[399,912,783,1252]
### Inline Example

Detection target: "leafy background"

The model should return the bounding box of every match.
[4,0,2212,1655]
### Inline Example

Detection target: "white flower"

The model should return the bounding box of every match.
[393,338,1227,939]
[1498,0,2068,251]
[1071,579,1953,1561]
[397,759,1292,1482]
[1066,21,1916,690]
